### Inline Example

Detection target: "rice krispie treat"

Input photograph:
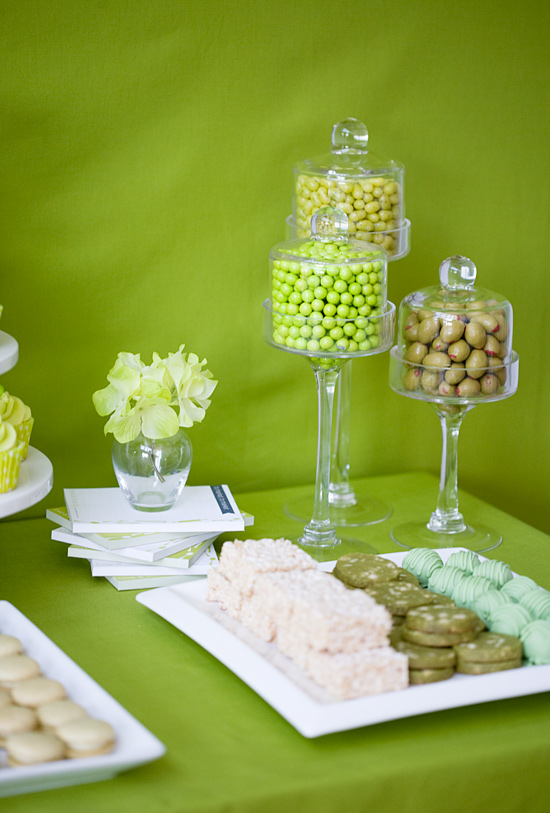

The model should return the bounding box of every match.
[306,647,408,700]
[206,568,245,621]
[217,538,317,597]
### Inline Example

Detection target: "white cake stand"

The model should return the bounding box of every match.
[0,331,53,518]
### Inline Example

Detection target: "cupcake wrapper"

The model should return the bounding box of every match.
[15,417,33,461]
[0,441,25,493]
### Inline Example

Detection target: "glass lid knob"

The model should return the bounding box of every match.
[311,206,349,242]
[331,118,369,153]
[439,255,477,290]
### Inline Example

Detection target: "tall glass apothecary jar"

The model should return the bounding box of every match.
[291,118,410,259]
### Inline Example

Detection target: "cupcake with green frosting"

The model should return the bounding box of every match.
[0,388,33,460]
[0,417,25,493]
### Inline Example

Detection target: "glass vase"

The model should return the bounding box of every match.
[112,428,192,512]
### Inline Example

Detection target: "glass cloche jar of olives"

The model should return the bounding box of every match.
[390,255,518,403]
[290,118,410,259]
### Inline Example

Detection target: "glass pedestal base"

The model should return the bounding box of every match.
[294,533,378,563]
[390,520,502,553]
[285,490,392,528]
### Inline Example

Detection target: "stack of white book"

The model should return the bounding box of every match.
[47,485,253,591]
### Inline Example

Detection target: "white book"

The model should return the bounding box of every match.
[63,485,244,534]
[90,545,218,578]
[48,507,253,555]
[105,573,204,591]
[52,527,216,563]
[67,536,215,570]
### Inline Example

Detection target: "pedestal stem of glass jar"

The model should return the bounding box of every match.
[329,360,357,508]
[300,359,344,548]
[427,405,472,534]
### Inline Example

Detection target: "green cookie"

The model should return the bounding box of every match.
[456,658,522,675]
[396,568,420,586]
[424,591,456,607]
[406,605,479,634]
[333,553,400,588]
[394,640,456,669]
[402,626,478,647]
[389,625,404,647]
[408,667,455,684]
[454,631,522,663]
[364,581,434,616]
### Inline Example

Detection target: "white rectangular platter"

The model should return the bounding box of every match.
[0,601,165,798]
[136,549,550,738]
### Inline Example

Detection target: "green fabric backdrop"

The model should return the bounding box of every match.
[1,0,549,532]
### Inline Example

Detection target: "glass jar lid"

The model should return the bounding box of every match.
[403,255,511,314]
[271,205,387,265]
[294,118,404,179]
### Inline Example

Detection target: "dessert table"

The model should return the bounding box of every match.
[1,471,549,812]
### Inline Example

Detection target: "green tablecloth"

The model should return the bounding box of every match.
[1,472,549,812]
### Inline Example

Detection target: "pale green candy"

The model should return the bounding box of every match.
[445,550,480,575]
[519,588,550,621]
[501,575,539,602]
[520,620,550,665]
[489,604,532,636]
[471,590,512,625]
[427,565,466,598]
[473,559,513,589]
[452,575,496,610]
[402,548,443,587]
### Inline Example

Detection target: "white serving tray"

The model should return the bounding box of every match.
[0,602,165,797]
[136,550,550,738]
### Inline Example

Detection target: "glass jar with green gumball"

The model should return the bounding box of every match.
[263,206,395,557]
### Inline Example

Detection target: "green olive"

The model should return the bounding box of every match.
[448,339,470,362]
[438,381,456,396]
[440,404,461,415]
[467,300,487,311]
[421,370,441,392]
[498,341,508,359]
[494,313,508,341]
[417,316,441,344]
[445,363,466,385]
[497,366,507,385]
[403,368,422,391]
[470,312,499,334]
[465,349,488,378]
[403,312,420,341]
[480,374,500,394]
[440,317,465,343]
[464,321,487,349]
[405,341,429,363]
[456,377,481,397]
[431,336,449,352]
[417,309,434,321]
[422,351,451,369]
[483,335,500,357]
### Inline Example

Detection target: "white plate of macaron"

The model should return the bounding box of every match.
[0,601,165,798]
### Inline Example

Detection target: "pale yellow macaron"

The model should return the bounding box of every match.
[57,717,116,758]
[36,700,88,732]
[0,655,41,688]
[0,686,12,708]
[0,634,23,657]
[0,704,38,745]
[5,731,65,766]
[11,677,67,708]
